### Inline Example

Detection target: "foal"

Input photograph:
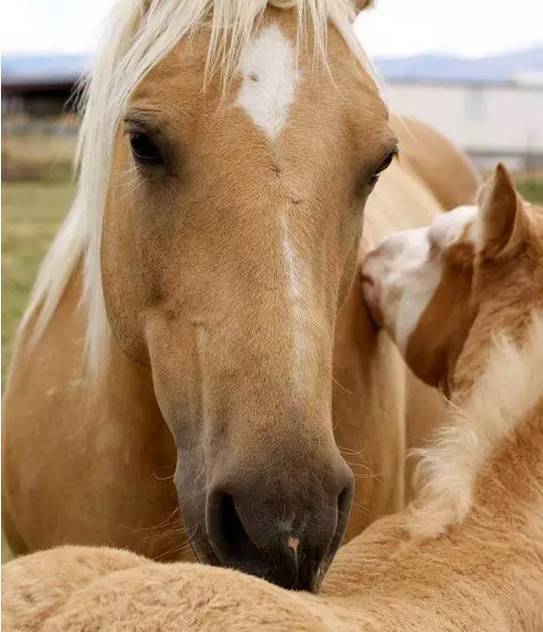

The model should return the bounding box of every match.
[361,163,543,537]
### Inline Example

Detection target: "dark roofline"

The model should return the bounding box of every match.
[2,80,78,94]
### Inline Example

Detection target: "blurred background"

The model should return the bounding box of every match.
[2,0,543,384]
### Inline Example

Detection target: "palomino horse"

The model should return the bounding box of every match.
[2,0,478,590]
[3,167,542,630]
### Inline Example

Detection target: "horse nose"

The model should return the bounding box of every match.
[205,463,354,591]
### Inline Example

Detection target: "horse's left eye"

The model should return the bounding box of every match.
[369,150,398,187]
[129,131,165,166]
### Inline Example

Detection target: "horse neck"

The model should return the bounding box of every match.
[327,315,543,588]
[71,267,169,441]
[323,376,543,601]
[332,281,408,524]
[412,313,543,540]
[474,397,543,516]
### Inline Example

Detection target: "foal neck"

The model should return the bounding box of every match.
[407,313,543,540]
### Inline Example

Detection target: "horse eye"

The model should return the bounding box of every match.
[129,131,165,165]
[369,150,398,187]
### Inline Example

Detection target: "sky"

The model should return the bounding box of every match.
[2,0,543,59]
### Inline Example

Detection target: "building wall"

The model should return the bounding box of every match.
[385,82,543,168]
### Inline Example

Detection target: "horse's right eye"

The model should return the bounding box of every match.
[129,131,165,166]
[369,149,398,188]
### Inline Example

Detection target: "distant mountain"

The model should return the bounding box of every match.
[375,47,543,85]
[3,47,543,87]
[2,54,90,85]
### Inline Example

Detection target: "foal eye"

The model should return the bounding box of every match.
[369,150,398,187]
[129,131,165,166]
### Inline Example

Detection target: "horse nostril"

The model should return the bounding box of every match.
[217,492,244,556]
[338,484,352,520]
[206,489,262,573]
[332,473,354,544]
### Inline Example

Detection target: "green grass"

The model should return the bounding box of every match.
[2,133,75,182]
[518,179,543,205]
[1,180,74,385]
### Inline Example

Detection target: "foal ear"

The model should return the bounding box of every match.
[478,163,528,257]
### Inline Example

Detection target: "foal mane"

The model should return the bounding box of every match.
[408,313,543,540]
[21,0,374,377]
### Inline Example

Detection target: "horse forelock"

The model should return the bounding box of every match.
[21,0,376,377]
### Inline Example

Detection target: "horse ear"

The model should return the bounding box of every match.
[477,163,528,258]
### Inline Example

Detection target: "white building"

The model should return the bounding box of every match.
[385,79,543,170]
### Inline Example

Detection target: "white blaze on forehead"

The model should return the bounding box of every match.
[236,22,311,389]
[280,213,311,385]
[236,23,299,141]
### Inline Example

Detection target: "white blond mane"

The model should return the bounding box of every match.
[21,0,374,376]
[408,314,543,540]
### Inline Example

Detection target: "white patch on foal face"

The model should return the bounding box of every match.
[236,23,299,141]
[428,206,479,251]
[361,206,477,352]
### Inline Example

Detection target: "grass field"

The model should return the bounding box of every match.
[2,176,543,385]
[518,179,543,204]
[1,181,74,384]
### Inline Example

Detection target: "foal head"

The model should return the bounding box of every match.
[97,1,395,590]
[362,164,543,396]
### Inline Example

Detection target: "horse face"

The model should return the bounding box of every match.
[101,13,396,590]
[361,206,478,387]
[361,165,543,393]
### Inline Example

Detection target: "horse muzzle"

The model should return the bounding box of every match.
[180,461,354,591]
